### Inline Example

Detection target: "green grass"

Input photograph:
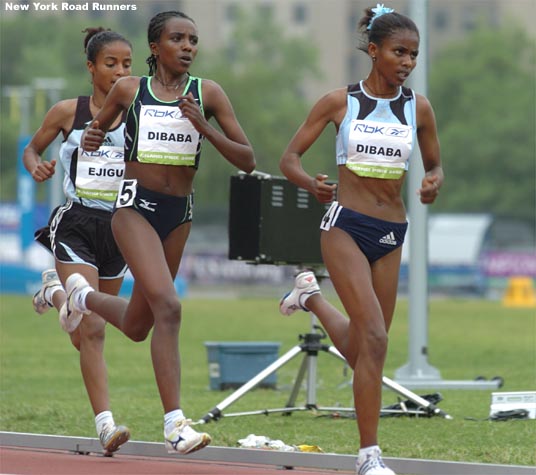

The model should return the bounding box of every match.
[1,292,535,467]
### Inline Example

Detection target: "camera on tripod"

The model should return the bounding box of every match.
[228,171,330,266]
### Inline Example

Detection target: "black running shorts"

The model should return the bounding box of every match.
[35,201,127,279]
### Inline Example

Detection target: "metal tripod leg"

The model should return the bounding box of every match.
[200,344,303,423]
[281,344,356,416]
[284,350,309,409]
[199,327,452,423]
[326,345,452,419]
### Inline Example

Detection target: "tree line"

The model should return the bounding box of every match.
[1,9,534,227]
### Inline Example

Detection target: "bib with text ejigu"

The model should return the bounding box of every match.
[75,146,124,201]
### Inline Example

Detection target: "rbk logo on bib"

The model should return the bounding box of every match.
[346,119,413,179]
[75,147,125,201]
[138,105,200,166]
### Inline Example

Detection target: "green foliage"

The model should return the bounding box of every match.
[1,11,534,229]
[0,8,325,219]
[190,7,325,210]
[429,23,536,225]
[1,14,116,203]
[1,293,535,466]
[3,16,92,99]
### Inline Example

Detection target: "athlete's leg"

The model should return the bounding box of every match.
[370,247,402,333]
[305,243,402,365]
[320,227,387,449]
[304,292,355,363]
[150,222,190,411]
[109,207,190,412]
[49,278,67,310]
[44,264,78,347]
[56,262,119,415]
[155,221,211,454]
[57,259,130,454]
[82,276,123,416]
[81,208,159,341]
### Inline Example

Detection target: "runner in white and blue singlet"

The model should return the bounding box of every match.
[278,5,443,475]
[22,27,132,456]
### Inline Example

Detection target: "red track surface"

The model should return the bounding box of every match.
[0,447,353,475]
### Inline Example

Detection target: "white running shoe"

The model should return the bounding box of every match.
[99,423,130,456]
[32,269,62,315]
[165,418,211,455]
[279,271,321,316]
[356,447,395,475]
[59,273,91,333]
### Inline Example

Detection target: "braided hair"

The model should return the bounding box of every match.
[83,27,131,63]
[145,11,196,76]
[357,6,419,53]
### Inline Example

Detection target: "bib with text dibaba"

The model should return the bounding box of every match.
[346,119,413,179]
[137,104,200,166]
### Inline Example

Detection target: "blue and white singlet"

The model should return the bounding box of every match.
[336,81,417,179]
[59,96,126,212]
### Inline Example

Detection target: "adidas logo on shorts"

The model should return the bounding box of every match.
[379,231,397,246]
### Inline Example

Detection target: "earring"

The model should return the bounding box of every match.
[372,56,377,62]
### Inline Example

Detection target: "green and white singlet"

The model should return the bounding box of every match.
[124,75,204,168]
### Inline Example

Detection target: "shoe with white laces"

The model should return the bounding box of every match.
[165,418,211,455]
[279,271,321,316]
[59,273,92,333]
[355,447,395,475]
[99,423,130,456]
[32,269,62,315]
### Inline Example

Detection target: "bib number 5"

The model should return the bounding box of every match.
[116,179,137,208]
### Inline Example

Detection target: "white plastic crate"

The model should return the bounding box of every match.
[490,391,536,419]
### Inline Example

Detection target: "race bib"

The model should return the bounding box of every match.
[346,119,413,179]
[75,146,125,201]
[137,105,200,165]
[115,179,137,208]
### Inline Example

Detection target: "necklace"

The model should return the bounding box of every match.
[154,74,188,95]
[90,95,103,109]
[363,80,397,98]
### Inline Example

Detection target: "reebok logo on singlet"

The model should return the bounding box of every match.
[379,232,397,246]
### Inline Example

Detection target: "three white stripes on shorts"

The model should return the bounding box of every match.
[320,201,343,231]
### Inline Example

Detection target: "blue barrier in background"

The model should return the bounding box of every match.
[17,136,35,251]
[0,262,187,299]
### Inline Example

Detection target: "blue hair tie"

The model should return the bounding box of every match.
[368,3,395,30]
